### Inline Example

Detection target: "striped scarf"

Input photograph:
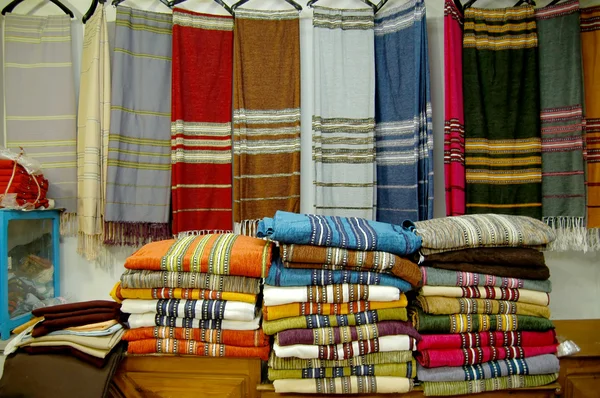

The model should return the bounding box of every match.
[443,0,465,216]
[536,1,586,251]
[581,5,600,248]
[171,9,234,235]
[374,0,433,223]
[105,7,172,246]
[233,9,301,233]
[4,14,77,230]
[463,5,541,218]
[312,7,376,219]
[76,5,110,261]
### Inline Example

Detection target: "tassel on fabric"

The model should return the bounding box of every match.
[59,212,78,237]
[176,230,233,238]
[76,232,104,262]
[103,222,171,247]
[588,228,600,252]
[544,217,588,252]
[234,220,261,237]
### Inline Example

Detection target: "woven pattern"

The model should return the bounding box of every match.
[417,330,557,350]
[127,338,270,360]
[415,296,551,318]
[274,376,413,394]
[264,299,407,321]
[269,361,416,380]
[422,373,558,396]
[417,345,557,368]
[122,326,269,347]
[110,282,257,304]
[269,350,413,370]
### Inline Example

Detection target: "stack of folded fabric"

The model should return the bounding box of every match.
[5,300,124,368]
[0,159,49,209]
[257,211,422,394]
[111,233,273,360]
[410,214,560,396]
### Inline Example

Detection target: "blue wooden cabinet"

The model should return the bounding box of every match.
[0,209,60,340]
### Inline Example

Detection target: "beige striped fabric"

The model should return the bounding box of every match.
[4,14,77,230]
[76,5,111,261]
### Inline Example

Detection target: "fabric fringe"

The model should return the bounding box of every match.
[588,228,600,252]
[176,230,233,239]
[59,212,77,236]
[544,217,588,252]
[76,232,104,262]
[103,221,171,247]
[234,220,260,237]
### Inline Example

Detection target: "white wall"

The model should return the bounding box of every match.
[2,0,599,319]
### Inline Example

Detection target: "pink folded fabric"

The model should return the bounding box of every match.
[417,330,557,351]
[417,345,557,368]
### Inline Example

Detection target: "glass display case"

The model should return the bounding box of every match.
[0,209,60,340]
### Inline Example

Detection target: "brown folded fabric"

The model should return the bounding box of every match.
[425,262,550,280]
[43,308,118,321]
[32,313,119,338]
[0,344,124,398]
[32,300,120,317]
[422,247,545,266]
[20,345,108,368]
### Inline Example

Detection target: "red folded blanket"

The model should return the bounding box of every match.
[416,345,557,368]
[127,338,270,361]
[417,330,557,350]
[122,327,270,347]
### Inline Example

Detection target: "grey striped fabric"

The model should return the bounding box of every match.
[312,7,376,219]
[105,7,172,243]
[4,14,77,220]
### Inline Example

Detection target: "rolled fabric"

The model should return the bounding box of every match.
[417,354,560,382]
[264,284,401,306]
[257,211,421,256]
[127,313,261,331]
[277,321,420,346]
[127,338,270,360]
[420,267,552,292]
[274,376,413,394]
[268,361,417,380]
[417,330,557,350]
[122,326,269,347]
[422,373,558,396]
[264,298,407,321]
[268,350,414,370]
[419,286,550,306]
[416,345,557,368]
[121,299,257,322]
[415,296,551,318]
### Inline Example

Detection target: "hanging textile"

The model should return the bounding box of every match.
[312,7,376,219]
[374,0,433,223]
[76,5,110,261]
[536,1,586,251]
[171,8,234,235]
[463,5,541,218]
[581,5,600,248]
[443,0,465,216]
[104,7,172,246]
[233,8,301,233]
[4,14,77,231]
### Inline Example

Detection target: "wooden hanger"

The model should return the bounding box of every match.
[307,0,376,12]
[112,0,172,9]
[233,0,302,12]
[1,0,74,17]
[83,0,105,23]
[514,0,536,6]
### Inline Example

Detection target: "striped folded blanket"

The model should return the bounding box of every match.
[266,260,411,291]
[127,313,260,331]
[121,299,257,322]
[418,330,557,350]
[421,247,546,266]
[411,309,555,334]
[422,373,558,396]
[274,376,413,394]
[120,269,261,294]
[423,261,550,280]
[124,234,273,278]
[274,335,417,360]
[269,360,416,380]
[264,298,407,321]
[110,282,257,305]
[281,243,421,286]
[257,211,421,256]
[122,326,269,347]
[417,354,559,382]
[420,286,550,306]
[415,296,551,318]
[127,338,270,360]
[420,267,552,293]
[264,284,402,306]
[417,345,557,368]
[263,308,408,335]
[269,350,414,370]
[277,321,420,346]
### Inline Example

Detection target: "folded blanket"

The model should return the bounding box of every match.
[418,330,557,350]
[120,269,261,294]
[263,308,408,335]
[32,312,120,338]
[264,284,401,306]
[421,247,546,267]
[423,261,550,280]
[417,345,557,368]
[277,321,420,346]
[273,376,413,394]
[124,234,273,278]
[48,323,123,338]
[127,313,261,331]
[122,326,270,347]
[121,299,257,322]
[269,350,414,370]
[257,211,421,256]
[415,296,551,318]
[126,338,270,361]
[110,282,257,304]
[15,328,125,356]
[411,309,555,334]
[414,214,555,255]
[269,360,417,380]
[31,300,120,317]
[42,308,117,320]
[281,243,421,286]
[420,267,552,292]
[422,373,558,396]
[417,354,560,382]
[419,286,550,306]
[274,335,417,360]
[264,298,407,321]
[19,344,113,368]
[65,320,118,332]
[266,260,411,291]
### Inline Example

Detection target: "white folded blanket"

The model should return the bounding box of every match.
[121,299,257,321]
[264,284,401,306]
